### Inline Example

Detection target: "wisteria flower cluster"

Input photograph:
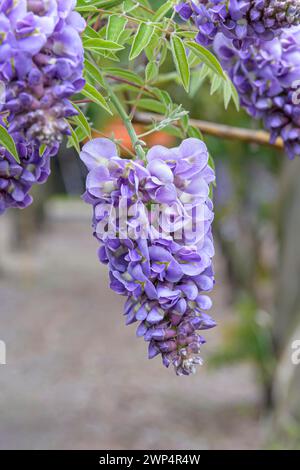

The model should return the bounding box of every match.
[0,0,85,213]
[176,0,300,49]
[0,115,55,213]
[80,138,216,375]
[0,0,85,146]
[214,27,300,158]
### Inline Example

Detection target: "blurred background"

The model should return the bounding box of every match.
[1,0,300,450]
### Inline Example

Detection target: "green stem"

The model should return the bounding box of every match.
[107,85,146,161]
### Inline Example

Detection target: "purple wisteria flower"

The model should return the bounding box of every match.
[176,1,300,49]
[214,26,300,158]
[0,0,85,147]
[81,138,216,375]
[0,0,85,213]
[0,116,56,213]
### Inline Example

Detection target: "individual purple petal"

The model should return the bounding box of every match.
[147,159,174,183]
[80,138,118,170]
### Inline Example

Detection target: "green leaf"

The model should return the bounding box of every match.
[137,0,152,7]
[67,126,86,146]
[75,126,88,143]
[177,31,197,39]
[208,153,216,173]
[76,5,97,11]
[187,52,202,68]
[145,61,158,82]
[83,25,100,40]
[129,22,155,60]
[68,126,80,154]
[229,78,240,111]
[72,104,92,138]
[144,31,160,61]
[170,35,190,92]
[113,83,148,95]
[98,0,124,7]
[188,126,203,140]
[210,74,222,95]
[163,125,184,139]
[186,41,225,78]
[153,88,172,107]
[77,0,124,9]
[135,98,166,114]
[105,67,144,86]
[159,41,168,67]
[83,38,125,51]
[39,143,46,157]
[84,59,105,88]
[118,28,133,45]
[190,66,209,97]
[99,51,121,62]
[106,15,128,42]
[81,83,112,115]
[0,125,20,163]
[96,25,106,39]
[223,78,232,109]
[123,0,140,13]
[181,113,189,133]
[134,0,153,13]
[153,0,172,21]
[221,76,240,111]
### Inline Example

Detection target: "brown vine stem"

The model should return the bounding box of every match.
[133,111,284,150]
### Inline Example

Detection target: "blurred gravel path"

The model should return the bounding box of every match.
[0,201,263,450]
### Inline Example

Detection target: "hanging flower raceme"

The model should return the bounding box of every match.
[0,0,85,213]
[176,1,300,49]
[214,27,300,159]
[0,117,56,213]
[81,138,216,375]
[0,0,85,148]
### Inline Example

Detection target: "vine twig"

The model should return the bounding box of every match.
[133,111,284,150]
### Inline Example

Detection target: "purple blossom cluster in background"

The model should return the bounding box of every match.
[214,27,300,158]
[81,138,216,375]
[0,0,85,213]
[176,0,300,49]
[176,1,300,159]
[0,116,55,213]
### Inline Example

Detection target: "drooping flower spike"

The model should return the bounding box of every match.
[0,0,85,213]
[81,138,216,375]
[0,116,57,214]
[0,0,85,147]
[214,26,300,159]
[176,1,300,49]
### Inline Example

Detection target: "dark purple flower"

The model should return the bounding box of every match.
[0,0,85,214]
[0,116,55,213]
[176,1,300,49]
[214,26,300,159]
[0,0,85,148]
[81,138,216,375]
